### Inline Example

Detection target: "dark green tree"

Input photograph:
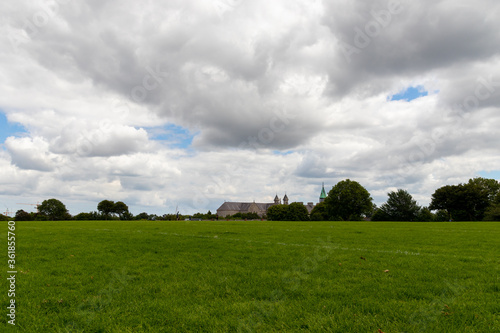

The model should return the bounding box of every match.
[324,179,374,221]
[74,212,94,220]
[310,202,328,221]
[467,177,500,203]
[38,199,69,221]
[97,200,115,219]
[15,209,32,221]
[484,204,500,221]
[134,212,149,220]
[371,208,391,221]
[113,201,129,220]
[377,189,421,221]
[483,190,500,221]
[433,210,449,222]
[429,183,490,221]
[266,204,288,221]
[416,207,434,222]
[286,202,310,221]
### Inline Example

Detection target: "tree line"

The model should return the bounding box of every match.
[269,177,500,221]
[6,199,185,221]
[2,177,499,222]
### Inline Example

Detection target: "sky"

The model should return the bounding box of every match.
[1,0,500,217]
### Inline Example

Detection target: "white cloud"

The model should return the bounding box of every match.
[5,136,57,171]
[0,0,499,215]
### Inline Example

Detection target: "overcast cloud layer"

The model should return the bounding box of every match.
[1,0,500,216]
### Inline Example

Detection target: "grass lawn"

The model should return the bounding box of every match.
[1,220,499,332]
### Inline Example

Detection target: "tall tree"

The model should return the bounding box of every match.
[266,205,288,221]
[467,177,500,203]
[429,183,490,221]
[310,202,328,221]
[377,189,421,221]
[286,202,310,221]
[324,179,374,221]
[38,199,69,221]
[97,200,115,219]
[113,201,129,220]
[484,189,500,221]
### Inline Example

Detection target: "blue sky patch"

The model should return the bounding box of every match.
[146,123,195,149]
[0,111,26,143]
[273,150,294,156]
[478,170,500,180]
[390,85,428,102]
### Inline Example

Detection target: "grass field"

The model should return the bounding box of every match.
[1,220,499,332]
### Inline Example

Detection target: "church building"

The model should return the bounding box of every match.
[216,184,327,218]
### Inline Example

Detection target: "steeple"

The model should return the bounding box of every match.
[274,194,281,205]
[319,182,327,203]
[283,194,289,205]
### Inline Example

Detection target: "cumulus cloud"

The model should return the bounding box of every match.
[0,0,500,215]
[5,136,57,171]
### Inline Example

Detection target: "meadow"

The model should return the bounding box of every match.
[1,220,499,332]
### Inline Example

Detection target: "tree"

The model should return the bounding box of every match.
[377,189,421,221]
[416,207,434,222]
[266,203,310,221]
[310,202,328,221]
[484,204,500,221]
[266,205,288,221]
[371,208,391,221]
[38,199,69,221]
[286,202,310,221]
[467,177,500,203]
[433,210,449,222]
[113,201,129,220]
[429,182,490,221]
[483,190,500,221]
[74,212,100,220]
[97,200,115,219]
[15,209,32,221]
[323,179,374,221]
[135,212,149,220]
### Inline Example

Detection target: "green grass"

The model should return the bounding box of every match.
[1,221,499,332]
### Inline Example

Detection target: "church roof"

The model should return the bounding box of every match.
[217,202,274,212]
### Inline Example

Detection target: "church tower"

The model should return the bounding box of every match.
[283,194,289,205]
[274,194,281,205]
[319,183,327,203]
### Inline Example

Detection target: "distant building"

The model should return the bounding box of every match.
[216,201,275,218]
[216,184,328,218]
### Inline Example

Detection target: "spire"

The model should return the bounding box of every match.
[283,193,289,205]
[274,194,281,205]
[319,182,327,203]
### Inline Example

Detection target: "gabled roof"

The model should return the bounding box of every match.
[217,202,243,211]
[217,202,274,212]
